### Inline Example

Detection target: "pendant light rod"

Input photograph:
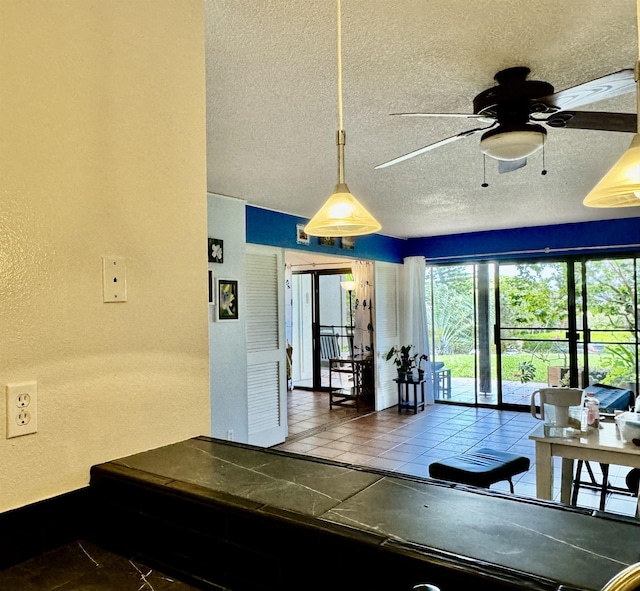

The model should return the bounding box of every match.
[303,0,381,237]
[337,130,346,185]
[337,0,344,132]
[336,0,346,186]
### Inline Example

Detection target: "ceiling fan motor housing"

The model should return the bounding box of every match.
[475,67,553,161]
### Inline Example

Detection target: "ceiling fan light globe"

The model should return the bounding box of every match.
[584,135,640,208]
[479,125,547,161]
[304,183,382,237]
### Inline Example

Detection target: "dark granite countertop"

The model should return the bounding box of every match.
[105,436,640,591]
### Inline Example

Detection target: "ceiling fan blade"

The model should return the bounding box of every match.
[498,158,527,174]
[390,112,489,119]
[374,124,495,170]
[544,111,637,133]
[540,69,635,112]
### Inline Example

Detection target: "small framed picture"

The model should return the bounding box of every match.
[296,224,310,245]
[208,268,215,304]
[341,236,355,250]
[318,236,335,247]
[208,238,223,263]
[218,280,238,320]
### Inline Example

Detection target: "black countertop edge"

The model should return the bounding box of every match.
[91,450,585,591]
[90,463,175,487]
[91,463,266,513]
[385,537,567,591]
[190,438,611,520]
[592,509,640,524]
[93,461,390,547]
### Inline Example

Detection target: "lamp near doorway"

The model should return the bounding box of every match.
[304,0,381,237]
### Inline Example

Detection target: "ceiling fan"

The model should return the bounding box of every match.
[375,66,638,173]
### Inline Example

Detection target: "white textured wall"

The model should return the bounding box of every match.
[0,0,210,512]
[207,194,248,442]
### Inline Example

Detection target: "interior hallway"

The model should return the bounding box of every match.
[276,389,640,517]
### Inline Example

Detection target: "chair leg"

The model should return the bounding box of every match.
[508,478,515,494]
[599,463,610,511]
[571,460,583,505]
[585,461,598,485]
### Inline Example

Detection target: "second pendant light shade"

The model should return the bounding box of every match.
[583,134,640,207]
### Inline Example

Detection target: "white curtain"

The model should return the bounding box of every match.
[352,260,374,359]
[403,256,433,404]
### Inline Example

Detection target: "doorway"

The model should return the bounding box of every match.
[291,268,353,391]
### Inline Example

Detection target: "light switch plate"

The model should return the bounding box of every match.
[102,256,127,302]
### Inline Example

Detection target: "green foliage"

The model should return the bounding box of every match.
[426,267,474,355]
[514,360,536,383]
[585,260,635,330]
[426,259,639,392]
[602,344,637,387]
[386,345,417,371]
[499,264,567,328]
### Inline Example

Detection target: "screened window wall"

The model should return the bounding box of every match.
[426,257,640,408]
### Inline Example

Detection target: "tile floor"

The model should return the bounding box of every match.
[276,389,640,517]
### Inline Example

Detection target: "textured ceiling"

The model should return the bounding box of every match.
[205,0,640,239]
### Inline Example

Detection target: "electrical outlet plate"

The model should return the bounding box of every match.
[6,381,37,438]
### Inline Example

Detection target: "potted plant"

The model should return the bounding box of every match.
[386,345,417,381]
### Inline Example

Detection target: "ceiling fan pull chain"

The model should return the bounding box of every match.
[541,135,548,176]
[481,154,489,187]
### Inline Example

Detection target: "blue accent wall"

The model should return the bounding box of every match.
[405,217,640,264]
[247,205,640,265]
[246,205,405,263]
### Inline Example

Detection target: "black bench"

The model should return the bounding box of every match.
[429,448,530,493]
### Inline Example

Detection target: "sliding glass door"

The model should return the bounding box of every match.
[582,259,639,393]
[497,262,579,406]
[427,256,639,409]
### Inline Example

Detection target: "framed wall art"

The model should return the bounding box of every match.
[296,223,310,245]
[341,236,355,250]
[218,279,238,320]
[318,236,335,247]
[208,237,224,263]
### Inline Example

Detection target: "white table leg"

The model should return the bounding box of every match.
[535,441,553,500]
[560,458,574,505]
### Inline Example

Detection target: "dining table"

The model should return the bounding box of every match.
[529,419,640,513]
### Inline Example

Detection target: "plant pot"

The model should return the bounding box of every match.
[397,370,407,381]
[418,369,425,381]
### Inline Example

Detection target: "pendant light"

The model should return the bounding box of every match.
[304,0,381,237]
[584,4,640,208]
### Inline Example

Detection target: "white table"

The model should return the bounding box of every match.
[529,421,640,508]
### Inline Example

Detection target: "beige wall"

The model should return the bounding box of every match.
[0,0,210,512]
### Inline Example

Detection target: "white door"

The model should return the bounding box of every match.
[374,262,402,410]
[246,245,287,446]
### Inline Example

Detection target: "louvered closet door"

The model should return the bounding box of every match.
[246,245,287,446]
[374,262,401,410]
